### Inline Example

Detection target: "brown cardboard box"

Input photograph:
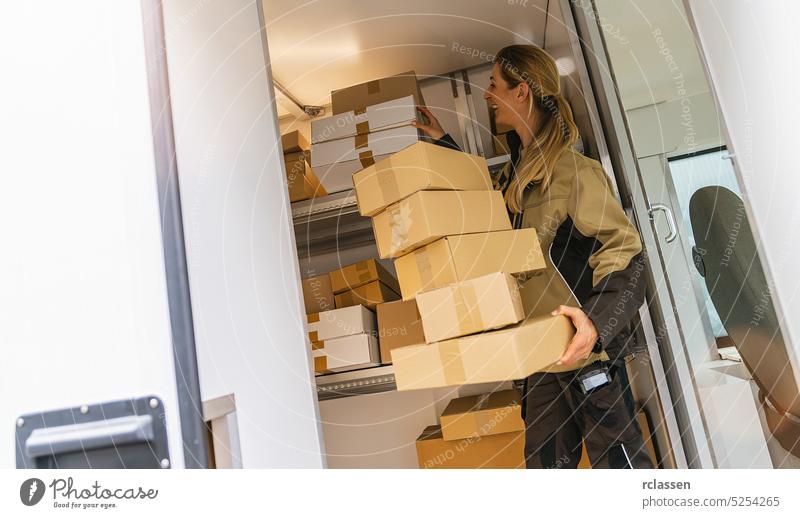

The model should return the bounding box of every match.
[310,125,421,194]
[372,191,511,259]
[301,274,334,314]
[284,149,309,169]
[285,151,326,202]
[415,272,524,343]
[312,333,380,375]
[352,142,492,217]
[392,314,573,390]
[329,258,400,295]
[281,130,310,154]
[440,389,524,441]
[415,425,525,469]
[394,228,545,300]
[307,305,376,342]
[311,95,419,144]
[331,71,425,115]
[334,280,400,310]
[376,299,425,364]
[289,174,325,203]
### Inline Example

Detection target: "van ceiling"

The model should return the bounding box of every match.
[262,0,548,116]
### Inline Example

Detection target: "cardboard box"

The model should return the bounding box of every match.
[394,228,545,300]
[415,272,524,343]
[334,280,400,310]
[353,141,493,217]
[311,125,421,194]
[311,95,418,144]
[372,191,511,259]
[289,174,326,203]
[285,151,326,202]
[331,71,425,115]
[415,425,525,469]
[440,389,524,441]
[376,299,426,364]
[312,333,380,375]
[307,305,376,342]
[329,258,400,295]
[301,274,334,314]
[281,130,310,154]
[392,314,573,390]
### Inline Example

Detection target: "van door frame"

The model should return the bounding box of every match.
[141,0,208,469]
[561,0,716,468]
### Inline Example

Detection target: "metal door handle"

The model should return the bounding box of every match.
[25,415,154,457]
[649,203,678,243]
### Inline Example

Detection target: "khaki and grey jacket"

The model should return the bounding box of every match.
[436,132,647,367]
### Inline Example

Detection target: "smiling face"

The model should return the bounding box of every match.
[484,62,536,135]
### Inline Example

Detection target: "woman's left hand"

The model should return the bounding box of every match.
[551,305,599,366]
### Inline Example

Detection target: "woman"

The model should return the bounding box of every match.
[413,45,653,469]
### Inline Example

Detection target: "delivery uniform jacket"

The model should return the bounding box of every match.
[436,133,653,468]
[436,132,647,363]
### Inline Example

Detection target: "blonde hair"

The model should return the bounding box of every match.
[493,45,579,213]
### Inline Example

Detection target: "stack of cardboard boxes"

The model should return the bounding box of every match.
[303,259,406,374]
[351,140,575,390]
[298,71,435,374]
[282,130,327,203]
[415,389,526,468]
[307,304,380,375]
[310,72,426,194]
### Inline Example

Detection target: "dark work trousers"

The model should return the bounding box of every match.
[522,360,653,469]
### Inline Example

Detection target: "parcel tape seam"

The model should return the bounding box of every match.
[415,247,433,288]
[359,150,375,168]
[376,157,402,209]
[356,260,373,283]
[439,339,466,386]
[354,133,369,150]
[459,283,482,335]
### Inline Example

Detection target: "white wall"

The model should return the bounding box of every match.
[163,0,325,467]
[0,1,185,468]
[685,0,800,389]
[319,383,509,468]
[319,390,445,468]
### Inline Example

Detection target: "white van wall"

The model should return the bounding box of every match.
[162,0,325,467]
[0,1,187,468]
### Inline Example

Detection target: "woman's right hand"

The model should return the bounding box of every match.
[412,106,446,140]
